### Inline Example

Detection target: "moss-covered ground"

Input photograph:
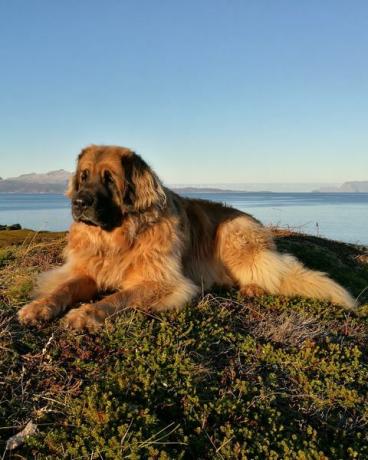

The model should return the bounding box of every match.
[0,229,368,459]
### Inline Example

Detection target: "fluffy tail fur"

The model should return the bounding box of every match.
[277,253,355,308]
[240,250,356,309]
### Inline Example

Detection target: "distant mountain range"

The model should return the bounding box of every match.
[0,170,70,193]
[313,182,368,193]
[0,171,238,194]
[173,186,240,193]
[0,170,367,193]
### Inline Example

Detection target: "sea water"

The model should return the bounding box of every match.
[0,192,367,245]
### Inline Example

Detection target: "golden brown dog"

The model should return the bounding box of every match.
[18,145,356,331]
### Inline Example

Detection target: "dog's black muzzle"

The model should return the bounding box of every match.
[72,190,95,218]
[71,188,123,231]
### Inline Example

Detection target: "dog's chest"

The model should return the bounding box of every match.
[88,251,129,290]
[68,219,180,291]
[67,224,134,290]
[82,237,135,290]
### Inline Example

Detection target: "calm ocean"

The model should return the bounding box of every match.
[0,192,367,245]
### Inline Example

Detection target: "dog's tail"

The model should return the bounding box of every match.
[276,253,356,308]
[238,250,356,309]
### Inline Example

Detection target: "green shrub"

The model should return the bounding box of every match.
[0,231,367,459]
[0,248,15,268]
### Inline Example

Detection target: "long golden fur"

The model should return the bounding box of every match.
[18,145,356,331]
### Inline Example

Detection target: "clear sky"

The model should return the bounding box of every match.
[0,0,367,184]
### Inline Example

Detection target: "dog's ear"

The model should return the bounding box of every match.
[122,153,166,212]
[66,148,89,198]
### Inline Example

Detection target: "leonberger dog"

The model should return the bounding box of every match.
[18,145,355,331]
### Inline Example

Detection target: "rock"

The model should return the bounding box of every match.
[0,224,22,231]
[5,420,38,451]
[8,224,22,230]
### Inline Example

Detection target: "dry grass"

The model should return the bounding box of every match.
[0,230,368,458]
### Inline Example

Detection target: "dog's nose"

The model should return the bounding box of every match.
[72,192,94,210]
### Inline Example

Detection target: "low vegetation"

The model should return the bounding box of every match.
[0,229,368,459]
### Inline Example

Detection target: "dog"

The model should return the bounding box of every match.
[18,145,356,331]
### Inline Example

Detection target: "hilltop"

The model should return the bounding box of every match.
[0,229,367,458]
[0,170,70,193]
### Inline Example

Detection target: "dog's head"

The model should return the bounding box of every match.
[67,145,166,230]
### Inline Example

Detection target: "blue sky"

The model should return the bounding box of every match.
[0,1,367,184]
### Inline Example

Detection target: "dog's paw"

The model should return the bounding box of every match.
[18,299,56,325]
[239,284,266,298]
[62,305,104,333]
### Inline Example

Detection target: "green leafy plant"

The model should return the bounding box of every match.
[1,230,367,459]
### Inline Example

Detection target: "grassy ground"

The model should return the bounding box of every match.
[0,229,368,459]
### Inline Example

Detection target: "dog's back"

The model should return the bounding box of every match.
[169,192,263,289]
[166,190,356,308]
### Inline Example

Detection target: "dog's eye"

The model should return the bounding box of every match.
[103,170,114,185]
[80,170,89,182]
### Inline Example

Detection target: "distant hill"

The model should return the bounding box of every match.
[314,181,368,193]
[172,186,242,193]
[0,170,367,194]
[0,170,71,193]
[0,171,333,194]
[0,171,245,194]
[0,172,243,194]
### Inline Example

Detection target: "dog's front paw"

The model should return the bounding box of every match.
[18,299,56,325]
[62,305,104,333]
